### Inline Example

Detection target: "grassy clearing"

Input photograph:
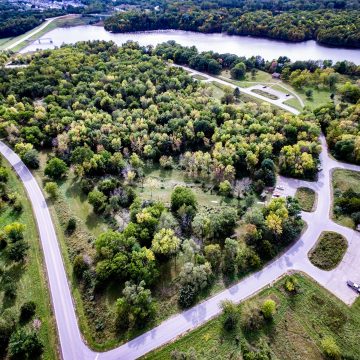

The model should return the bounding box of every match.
[145,273,360,360]
[139,166,224,208]
[309,231,347,270]
[283,97,303,111]
[332,169,360,228]
[0,156,57,359]
[295,187,316,212]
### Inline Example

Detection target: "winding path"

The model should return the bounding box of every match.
[0,71,359,359]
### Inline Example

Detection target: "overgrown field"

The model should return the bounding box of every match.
[146,274,360,360]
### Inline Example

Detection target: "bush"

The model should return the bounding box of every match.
[261,299,276,319]
[178,284,196,308]
[44,182,58,199]
[171,186,197,213]
[321,336,341,359]
[73,255,88,279]
[44,157,68,179]
[66,217,77,234]
[220,300,239,331]
[4,282,17,299]
[8,240,29,262]
[21,149,40,169]
[19,301,36,323]
[242,303,263,331]
[8,329,44,359]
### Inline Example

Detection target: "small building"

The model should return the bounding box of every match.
[272,72,281,79]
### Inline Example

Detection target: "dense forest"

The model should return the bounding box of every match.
[104,0,360,48]
[0,41,319,343]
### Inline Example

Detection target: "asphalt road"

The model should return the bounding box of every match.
[1,75,359,359]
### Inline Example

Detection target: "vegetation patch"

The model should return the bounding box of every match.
[308,231,347,270]
[295,187,316,212]
[0,156,57,359]
[251,88,279,100]
[332,169,360,229]
[145,274,360,360]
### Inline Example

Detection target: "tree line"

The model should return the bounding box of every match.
[104,3,360,48]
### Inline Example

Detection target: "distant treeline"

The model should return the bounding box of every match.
[154,41,360,77]
[104,0,360,48]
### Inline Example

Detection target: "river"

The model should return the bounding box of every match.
[20,25,360,64]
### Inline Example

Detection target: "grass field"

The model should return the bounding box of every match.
[193,74,208,81]
[332,169,360,228]
[308,231,348,270]
[145,273,360,360]
[295,187,316,212]
[251,88,279,100]
[0,156,57,359]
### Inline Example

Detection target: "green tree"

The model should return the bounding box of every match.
[219,180,232,197]
[204,244,222,270]
[151,228,180,259]
[220,300,239,331]
[8,240,29,262]
[171,186,197,213]
[261,299,276,319]
[88,190,107,213]
[116,281,155,330]
[339,82,360,103]
[4,222,25,242]
[8,329,43,359]
[44,157,68,179]
[44,182,58,199]
[19,301,36,323]
[230,62,246,80]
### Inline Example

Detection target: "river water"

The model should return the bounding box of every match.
[20,25,360,64]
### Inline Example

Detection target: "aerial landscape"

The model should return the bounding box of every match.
[0,0,359,359]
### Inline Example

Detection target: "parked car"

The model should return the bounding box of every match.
[347,280,360,293]
[276,186,284,191]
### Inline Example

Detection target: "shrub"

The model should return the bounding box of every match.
[66,217,77,234]
[242,303,263,331]
[44,157,68,179]
[178,284,196,308]
[261,299,276,319]
[321,336,341,359]
[73,255,88,279]
[44,182,58,199]
[8,329,43,359]
[220,300,239,331]
[19,301,36,323]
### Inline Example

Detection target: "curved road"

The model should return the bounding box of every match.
[1,78,360,359]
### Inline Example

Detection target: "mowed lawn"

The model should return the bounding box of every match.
[332,169,360,228]
[0,156,57,359]
[145,274,360,360]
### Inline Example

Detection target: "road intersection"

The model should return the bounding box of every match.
[0,68,359,359]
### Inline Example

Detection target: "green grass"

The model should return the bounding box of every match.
[139,166,225,208]
[283,97,303,111]
[332,169,360,228]
[308,231,347,270]
[193,74,207,80]
[0,156,57,359]
[145,273,360,360]
[295,187,316,212]
[251,88,279,100]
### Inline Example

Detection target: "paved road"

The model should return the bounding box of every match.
[1,73,360,358]
[173,64,300,115]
